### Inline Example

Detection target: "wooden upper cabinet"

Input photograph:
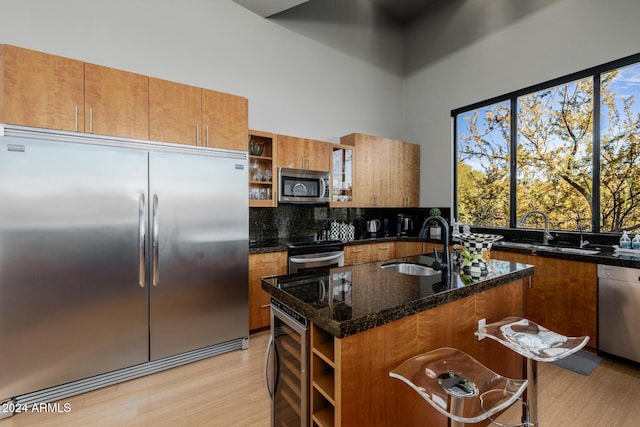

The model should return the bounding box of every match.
[201,89,248,151]
[0,44,84,132]
[84,63,149,140]
[390,139,420,207]
[277,134,331,172]
[149,78,201,146]
[346,132,419,208]
[349,133,391,207]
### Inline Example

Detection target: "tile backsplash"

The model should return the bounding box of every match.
[249,206,450,243]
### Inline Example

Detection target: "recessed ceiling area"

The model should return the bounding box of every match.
[232,0,311,18]
[233,0,437,24]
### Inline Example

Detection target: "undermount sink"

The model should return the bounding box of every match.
[552,247,600,255]
[381,262,440,276]
[495,241,599,255]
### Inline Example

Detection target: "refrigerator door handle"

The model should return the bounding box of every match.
[138,194,146,287]
[152,194,160,287]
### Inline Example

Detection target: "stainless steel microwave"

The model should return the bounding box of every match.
[278,167,330,204]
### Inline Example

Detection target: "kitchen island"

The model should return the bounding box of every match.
[262,255,534,426]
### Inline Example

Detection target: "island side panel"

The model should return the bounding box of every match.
[336,278,527,427]
[339,314,420,426]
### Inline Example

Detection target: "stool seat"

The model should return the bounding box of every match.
[475,317,589,361]
[389,347,528,424]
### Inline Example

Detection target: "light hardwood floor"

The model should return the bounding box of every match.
[1,331,639,426]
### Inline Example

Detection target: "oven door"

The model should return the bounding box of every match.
[266,300,309,427]
[288,250,344,274]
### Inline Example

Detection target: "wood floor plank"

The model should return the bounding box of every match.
[1,332,639,426]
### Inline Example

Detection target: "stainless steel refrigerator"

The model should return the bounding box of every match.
[0,125,248,404]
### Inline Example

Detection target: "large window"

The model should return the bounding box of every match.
[456,102,510,227]
[454,55,640,234]
[600,63,640,232]
[516,78,593,231]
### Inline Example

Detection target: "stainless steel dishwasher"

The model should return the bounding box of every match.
[598,264,640,363]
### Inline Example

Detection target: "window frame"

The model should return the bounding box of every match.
[452,52,640,233]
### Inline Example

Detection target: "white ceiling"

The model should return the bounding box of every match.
[233,0,437,24]
[232,0,311,18]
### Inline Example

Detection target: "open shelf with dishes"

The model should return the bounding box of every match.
[248,130,277,207]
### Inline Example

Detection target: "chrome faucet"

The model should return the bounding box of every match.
[419,216,450,280]
[520,210,554,245]
[578,224,590,248]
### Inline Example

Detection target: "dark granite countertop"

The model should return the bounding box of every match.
[261,255,534,338]
[249,235,640,268]
[491,241,640,268]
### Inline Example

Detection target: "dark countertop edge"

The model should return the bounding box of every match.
[263,263,534,339]
[248,236,429,255]
[249,236,640,268]
[491,244,640,268]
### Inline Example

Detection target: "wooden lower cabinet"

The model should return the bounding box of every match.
[344,244,370,265]
[249,252,287,331]
[344,242,396,265]
[491,250,597,347]
[370,242,395,262]
[395,241,423,258]
[310,279,526,426]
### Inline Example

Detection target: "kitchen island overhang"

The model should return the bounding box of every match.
[262,254,535,338]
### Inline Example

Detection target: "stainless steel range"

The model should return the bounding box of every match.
[287,239,345,274]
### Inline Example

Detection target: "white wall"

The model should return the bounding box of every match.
[404,0,640,207]
[0,0,404,143]
[4,0,640,209]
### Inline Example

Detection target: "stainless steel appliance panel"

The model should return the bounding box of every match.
[278,167,330,204]
[598,264,640,363]
[0,136,149,401]
[149,151,248,360]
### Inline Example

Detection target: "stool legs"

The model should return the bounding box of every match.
[522,357,538,427]
[449,397,465,427]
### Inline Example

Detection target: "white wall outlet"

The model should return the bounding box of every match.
[477,318,486,341]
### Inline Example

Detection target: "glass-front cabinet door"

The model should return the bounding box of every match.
[331,144,354,207]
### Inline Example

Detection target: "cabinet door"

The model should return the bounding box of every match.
[0,44,84,132]
[537,257,597,344]
[331,144,355,206]
[344,244,371,265]
[353,134,391,207]
[395,241,423,257]
[371,242,395,261]
[306,138,331,171]
[249,252,287,330]
[149,78,201,146]
[277,134,307,169]
[277,134,331,171]
[201,89,248,151]
[353,134,377,207]
[84,63,149,139]
[391,141,420,207]
[491,250,597,347]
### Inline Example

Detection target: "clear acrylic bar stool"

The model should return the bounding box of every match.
[475,317,589,427]
[389,347,528,427]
